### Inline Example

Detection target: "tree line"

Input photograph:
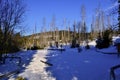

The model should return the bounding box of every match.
[24,1,120,49]
[0,0,119,51]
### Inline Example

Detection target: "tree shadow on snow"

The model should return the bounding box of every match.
[0,50,38,80]
[45,50,80,80]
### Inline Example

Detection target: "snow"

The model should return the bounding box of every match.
[45,47,120,80]
[112,36,120,45]
[0,41,120,80]
[88,40,96,46]
[96,46,118,53]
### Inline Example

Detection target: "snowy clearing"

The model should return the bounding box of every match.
[0,42,120,80]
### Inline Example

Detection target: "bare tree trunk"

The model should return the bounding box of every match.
[62,31,64,43]
[51,15,56,41]
[56,27,59,42]
[73,21,76,39]
[95,3,101,37]
[91,15,96,39]
[78,22,81,44]
[101,11,105,37]
[34,24,37,47]
[118,0,120,32]
[80,5,86,42]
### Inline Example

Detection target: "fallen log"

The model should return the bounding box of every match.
[40,60,53,66]
[47,48,65,51]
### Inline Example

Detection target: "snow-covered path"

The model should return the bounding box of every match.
[9,50,56,80]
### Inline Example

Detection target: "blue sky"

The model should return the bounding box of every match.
[24,0,113,35]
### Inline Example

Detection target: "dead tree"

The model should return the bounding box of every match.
[73,21,76,39]
[80,5,87,41]
[68,24,71,43]
[90,15,96,40]
[77,22,80,42]
[51,15,56,41]
[43,17,47,47]
[101,11,105,36]
[71,21,77,48]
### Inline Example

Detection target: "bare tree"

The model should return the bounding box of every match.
[40,17,47,48]
[109,0,118,14]
[73,21,76,39]
[109,0,120,32]
[81,5,86,22]
[43,17,47,46]
[51,15,56,41]
[118,0,120,32]
[94,3,106,37]
[77,21,81,43]
[80,5,87,41]
[71,21,77,48]
[100,11,105,36]
[91,15,96,39]
[56,27,59,42]
[0,0,25,53]
[63,18,67,43]
[95,5,101,33]
[68,21,71,43]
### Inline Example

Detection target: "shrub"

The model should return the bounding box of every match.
[31,46,40,50]
[16,76,26,80]
[71,39,76,48]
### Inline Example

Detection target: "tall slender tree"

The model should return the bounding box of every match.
[118,0,120,32]
[80,5,87,41]
[62,18,67,43]
[109,0,119,33]
[73,21,76,39]
[50,15,56,41]
[68,21,71,43]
